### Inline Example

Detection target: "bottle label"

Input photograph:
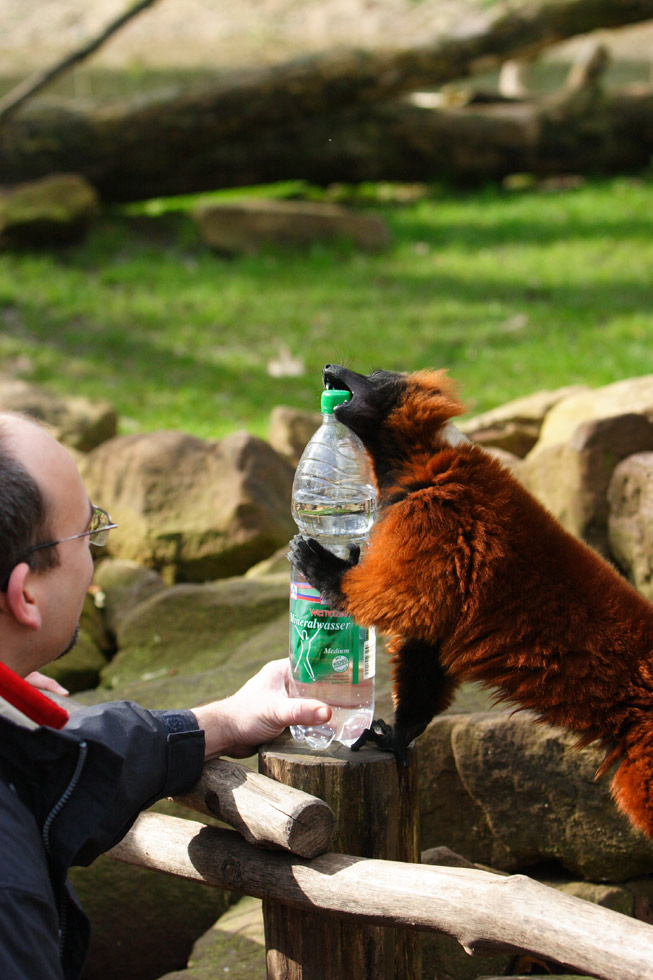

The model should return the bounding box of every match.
[290,581,373,684]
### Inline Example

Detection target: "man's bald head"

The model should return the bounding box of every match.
[0,413,60,590]
[0,413,95,675]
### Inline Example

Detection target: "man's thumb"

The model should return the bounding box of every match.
[289,701,331,726]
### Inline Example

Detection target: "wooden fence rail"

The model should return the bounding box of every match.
[106,750,653,980]
[174,756,336,858]
[110,810,653,980]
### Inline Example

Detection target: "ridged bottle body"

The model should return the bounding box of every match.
[289,411,377,750]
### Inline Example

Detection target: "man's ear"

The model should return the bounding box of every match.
[2,563,43,631]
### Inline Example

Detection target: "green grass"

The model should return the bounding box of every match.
[0,176,651,440]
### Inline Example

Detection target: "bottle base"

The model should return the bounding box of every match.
[290,724,336,751]
[290,706,373,751]
[336,707,374,747]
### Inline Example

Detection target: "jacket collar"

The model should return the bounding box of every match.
[0,662,68,730]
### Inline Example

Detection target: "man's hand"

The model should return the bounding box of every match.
[26,671,69,696]
[192,659,331,760]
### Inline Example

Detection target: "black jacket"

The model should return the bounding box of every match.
[0,700,205,979]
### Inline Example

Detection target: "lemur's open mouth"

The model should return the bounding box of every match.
[321,365,379,416]
[322,364,351,393]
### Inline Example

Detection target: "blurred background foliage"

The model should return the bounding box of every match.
[0,0,651,438]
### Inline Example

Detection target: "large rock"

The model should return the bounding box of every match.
[483,445,524,479]
[417,712,653,882]
[519,413,653,556]
[69,853,231,980]
[459,385,587,458]
[93,558,167,636]
[534,375,653,452]
[79,429,295,582]
[82,607,292,713]
[159,895,266,980]
[608,452,653,601]
[268,405,320,465]
[195,199,392,254]
[541,876,634,917]
[0,173,98,246]
[0,378,117,451]
[244,544,291,580]
[102,577,290,691]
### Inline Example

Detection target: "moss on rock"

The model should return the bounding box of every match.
[158,896,266,980]
[101,577,289,690]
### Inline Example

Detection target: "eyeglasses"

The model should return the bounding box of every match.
[24,504,118,557]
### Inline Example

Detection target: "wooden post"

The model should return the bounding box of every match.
[258,734,420,980]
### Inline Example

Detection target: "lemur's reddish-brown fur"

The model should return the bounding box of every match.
[290,366,653,837]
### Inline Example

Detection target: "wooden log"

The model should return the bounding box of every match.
[3,0,653,199]
[3,84,653,202]
[108,813,653,980]
[258,736,420,980]
[60,694,335,857]
[173,757,336,859]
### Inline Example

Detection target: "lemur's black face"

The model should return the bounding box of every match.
[322,364,404,445]
[322,363,465,491]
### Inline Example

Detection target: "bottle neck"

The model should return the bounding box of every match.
[321,412,345,427]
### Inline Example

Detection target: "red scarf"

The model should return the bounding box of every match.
[0,662,68,729]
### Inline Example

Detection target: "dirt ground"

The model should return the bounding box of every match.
[1,0,652,73]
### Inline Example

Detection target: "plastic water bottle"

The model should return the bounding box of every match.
[289,387,377,750]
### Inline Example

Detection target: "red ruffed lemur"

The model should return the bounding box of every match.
[289,364,653,837]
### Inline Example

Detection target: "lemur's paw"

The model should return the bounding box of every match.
[288,535,356,602]
[351,719,412,768]
[288,534,322,573]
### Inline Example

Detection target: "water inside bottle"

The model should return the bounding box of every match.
[291,494,376,539]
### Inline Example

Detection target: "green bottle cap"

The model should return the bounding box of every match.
[321,389,351,414]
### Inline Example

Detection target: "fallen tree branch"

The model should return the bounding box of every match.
[110,812,653,980]
[53,0,653,132]
[0,0,162,125]
[2,0,653,195]
[3,82,652,199]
